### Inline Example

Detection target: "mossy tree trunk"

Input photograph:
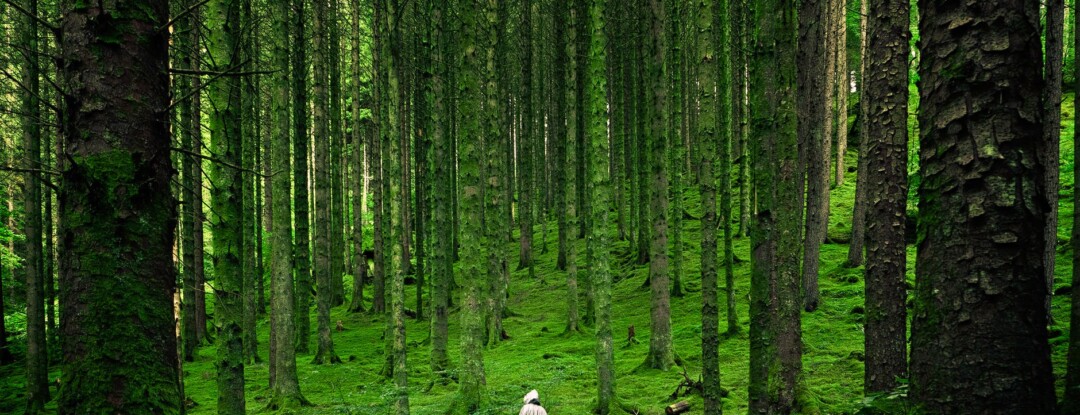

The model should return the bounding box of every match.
[348,0,368,314]
[586,0,616,412]
[747,0,802,411]
[57,2,183,412]
[430,0,452,378]
[240,0,260,365]
[862,0,909,394]
[1066,0,1080,410]
[642,0,675,372]
[292,0,313,354]
[311,0,341,366]
[454,0,488,409]
[267,0,307,405]
[207,0,248,410]
[911,1,1054,412]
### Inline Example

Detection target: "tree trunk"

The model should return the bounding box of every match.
[1045,0,1065,322]
[863,0,909,393]
[798,0,830,313]
[911,1,1055,412]
[748,0,802,411]
[292,0,313,354]
[240,0,260,365]
[348,0,368,314]
[642,0,675,372]
[455,0,489,409]
[312,0,340,366]
[586,0,616,411]
[57,2,182,412]
[21,0,49,410]
[430,0,452,378]
[268,0,307,405]
[846,0,870,268]
[207,0,248,410]
[1066,0,1080,410]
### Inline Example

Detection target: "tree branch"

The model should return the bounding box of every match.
[162,0,212,32]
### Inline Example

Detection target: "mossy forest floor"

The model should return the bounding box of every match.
[1,95,1078,414]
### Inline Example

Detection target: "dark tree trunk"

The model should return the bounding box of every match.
[911,1,1055,412]
[846,0,869,268]
[863,0,910,393]
[21,0,49,410]
[1044,0,1065,322]
[57,0,182,411]
[798,0,830,313]
[292,0,313,353]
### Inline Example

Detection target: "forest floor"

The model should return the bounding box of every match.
[1,95,1077,414]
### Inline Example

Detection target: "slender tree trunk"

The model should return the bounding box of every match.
[863,0,909,393]
[430,0,452,378]
[1045,0,1064,322]
[267,0,307,405]
[292,0,313,353]
[911,1,1054,412]
[699,0,730,411]
[240,0,261,365]
[207,0,247,410]
[555,0,569,272]
[330,0,347,308]
[312,0,341,366]
[371,0,387,315]
[833,0,848,187]
[57,2,182,412]
[642,0,675,372]
[846,0,869,267]
[517,0,535,276]
[179,0,200,362]
[748,0,802,411]
[798,0,830,313]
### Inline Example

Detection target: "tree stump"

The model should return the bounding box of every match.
[665,401,690,414]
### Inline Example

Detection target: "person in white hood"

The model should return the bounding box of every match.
[519,389,547,415]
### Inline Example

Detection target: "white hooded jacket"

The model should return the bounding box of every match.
[519,390,548,415]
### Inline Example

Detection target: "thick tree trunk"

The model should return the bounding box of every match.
[911,1,1055,412]
[454,0,489,410]
[863,0,909,393]
[748,0,802,411]
[430,0,452,377]
[57,0,181,412]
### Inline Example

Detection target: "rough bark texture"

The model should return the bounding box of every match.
[347,0,367,314]
[798,0,829,313]
[430,0,451,377]
[240,0,260,365]
[267,0,306,405]
[57,0,181,413]
[207,0,248,410]
[586,0,615,411]
[911,1,1055,413]
[178,0,200,363]
[748,0,802,412]
[862,0,909,393]
[453,0,488,410]
[643,0,675,372]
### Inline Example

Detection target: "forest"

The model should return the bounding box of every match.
[0,0,1074,414]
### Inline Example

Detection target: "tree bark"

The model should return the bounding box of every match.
[846,0,870,267]
[748,0,802,411]
[911,1,1055,412]
[57,0,181,412]
[292,0,313,353]
[798,0,830,313]
[863,0,909,393]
